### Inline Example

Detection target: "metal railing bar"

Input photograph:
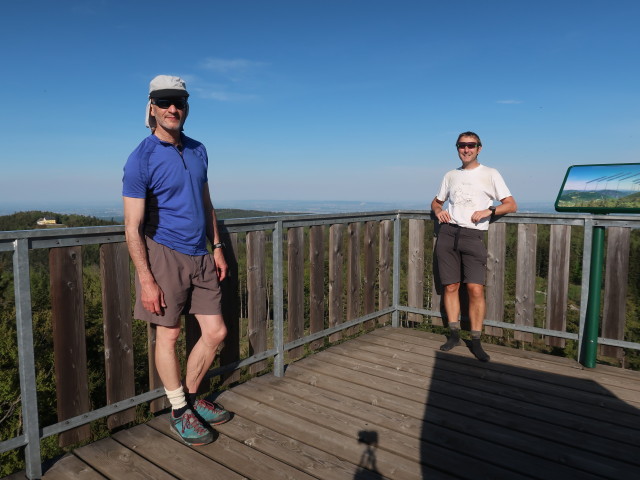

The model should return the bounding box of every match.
[272,220,285,377]
[40,388,165,438]
[0,435,27,455]
[396,305,444,317]
[14,239,42,479]
[203,348,279,381]
[281,215,399,229]
[396,306,581,340]
[482,320,579,340]
[0,225,125,240]
[597,337,640,350]
[0,242,16,252]
[282,307,396,352]
[30,234,126,249]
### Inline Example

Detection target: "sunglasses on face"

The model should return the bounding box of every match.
[151,97,188,109]
[456,142,480,149]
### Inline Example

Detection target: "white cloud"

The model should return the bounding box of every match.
[200,57,267,74]
[193,57,269,102]
[197,89,258,102]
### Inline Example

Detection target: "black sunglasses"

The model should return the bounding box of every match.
[456,142,480,149]
[151,97,188,109]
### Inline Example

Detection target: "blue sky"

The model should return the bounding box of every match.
[1,0,639,212]
[562,164,640,192]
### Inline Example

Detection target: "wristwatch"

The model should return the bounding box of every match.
[212,242,225,250]
[489,206,496,218]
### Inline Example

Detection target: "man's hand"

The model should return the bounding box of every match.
[213,248,229,281]
[471,209,492,224]
[140,279,166,315]
[435,210,452,224]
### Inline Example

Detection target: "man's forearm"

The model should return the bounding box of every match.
[125,228,154,284]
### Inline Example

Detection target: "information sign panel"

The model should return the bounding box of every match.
[555,163,640,213]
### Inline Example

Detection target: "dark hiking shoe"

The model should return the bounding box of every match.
[170,408,214,446]
[193,399,231,426]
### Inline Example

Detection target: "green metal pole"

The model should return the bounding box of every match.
[581,226,605,368]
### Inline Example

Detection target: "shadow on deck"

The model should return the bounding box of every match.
[9,327,640,479]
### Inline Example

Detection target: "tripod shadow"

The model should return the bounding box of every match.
[353,430,384,479]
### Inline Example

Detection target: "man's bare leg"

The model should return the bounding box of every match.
[183,314,231,426]
[155,325,190,411]
[155,325,183,390]
[184,314,227,395]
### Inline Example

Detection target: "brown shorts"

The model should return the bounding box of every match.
[134,237,222,327]
[435,223,487,285]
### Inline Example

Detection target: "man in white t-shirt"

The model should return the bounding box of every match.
[431,131,517,361]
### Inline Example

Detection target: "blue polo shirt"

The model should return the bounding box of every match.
[123,134,209,255]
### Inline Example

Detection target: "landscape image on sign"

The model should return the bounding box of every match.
[556,163,640,212]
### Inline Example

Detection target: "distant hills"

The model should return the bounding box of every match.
[0,209,287,232]
[557,190,640,209]
[0,200,559,221]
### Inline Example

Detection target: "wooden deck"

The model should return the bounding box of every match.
[13,327,640,479]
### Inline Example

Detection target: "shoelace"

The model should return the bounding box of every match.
[180,412,208,434]
[196,400,222,413]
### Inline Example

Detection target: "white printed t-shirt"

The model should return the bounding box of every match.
[435,164,512,231]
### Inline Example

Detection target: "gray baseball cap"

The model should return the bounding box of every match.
[148,75,189,99]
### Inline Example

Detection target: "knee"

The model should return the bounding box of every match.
[467,284,485,299]
[444,283,460,295]
[156,326,181,347]
[201,321,227,347]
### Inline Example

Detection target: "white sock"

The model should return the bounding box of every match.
[164,385,187,410]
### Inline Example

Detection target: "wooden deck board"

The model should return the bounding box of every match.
[10,326,640,479]
[319,341,640,466]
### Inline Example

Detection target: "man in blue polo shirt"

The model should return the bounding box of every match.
[123,75,230,445]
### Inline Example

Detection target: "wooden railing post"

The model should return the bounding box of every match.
[220,232,241,387]
[486,222,507,336]
[546,225,571,348]
[247,230,267,374]
[407,219,425,323]
[329,224,345,342]
[100,242,135,428]
[49,246,91,447]
[515,224,537,342]
[363,221,377,329]
[346,222,361,336]
[601,227,631,361]
[287,227,304,360]
[309,225,325,350]
[378,220,392,325]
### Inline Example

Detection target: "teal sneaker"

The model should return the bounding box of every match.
[169,408,214,446]
[193,399,231,426]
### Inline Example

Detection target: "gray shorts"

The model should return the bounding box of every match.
[435,223,487,285]
[134,237,222,327]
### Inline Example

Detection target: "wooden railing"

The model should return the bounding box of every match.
[2,210,640,479]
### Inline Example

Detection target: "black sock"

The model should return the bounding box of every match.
[440,327,460,351]
[471,338,490,362]
[187,392,197,407]
[172,405,189,417]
